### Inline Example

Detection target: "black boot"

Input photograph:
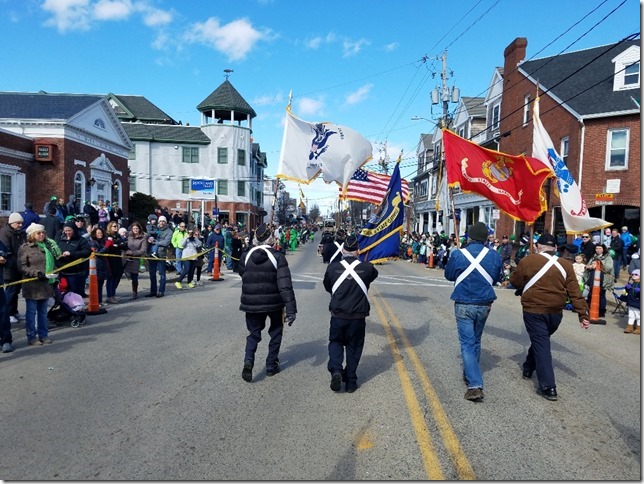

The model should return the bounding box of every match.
[242,361,253,382]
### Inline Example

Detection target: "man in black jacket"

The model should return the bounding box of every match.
[323,235,378,393]
[0,213,26,325]
[238,224,297,382]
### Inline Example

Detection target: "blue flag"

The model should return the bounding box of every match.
[358,161,404,263]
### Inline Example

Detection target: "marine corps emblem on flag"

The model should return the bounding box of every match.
[482,157,513,183]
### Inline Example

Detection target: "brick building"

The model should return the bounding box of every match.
[0,92,132,220]
[496,37,640,238]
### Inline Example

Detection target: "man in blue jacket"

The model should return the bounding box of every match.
[445,222,502,402]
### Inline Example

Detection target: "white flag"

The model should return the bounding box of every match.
[277,108,373,191]
[532,97,611,234]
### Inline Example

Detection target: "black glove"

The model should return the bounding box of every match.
[37,272,48,281]
[285,313,296,326]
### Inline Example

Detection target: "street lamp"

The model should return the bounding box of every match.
[411,116,432,123]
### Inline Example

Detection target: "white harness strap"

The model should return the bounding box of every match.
[522,252,566,294]
[331,259,368,297]
[245,245,278,270]
[454,247,493,288]
[331,241,344,262]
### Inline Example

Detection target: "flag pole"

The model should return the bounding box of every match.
[449,187,460,249]
[272,91,293,228]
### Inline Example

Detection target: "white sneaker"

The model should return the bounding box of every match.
[9,316,18,324]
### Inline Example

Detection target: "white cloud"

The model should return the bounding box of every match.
[384,42,398,52]
[40,0,172,32]
[184,17,266,62]
[42,0,91,32]
[135,3,172,27]
[92,0,132,21]
[345,84,373,105]
[297,97,324,117]
[304,32,336,50]
[342,38,369,57]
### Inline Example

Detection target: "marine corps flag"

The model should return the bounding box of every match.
[443,129,552,223]
[357,160,405,264]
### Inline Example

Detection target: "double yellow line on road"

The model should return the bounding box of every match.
[371,286,476,480]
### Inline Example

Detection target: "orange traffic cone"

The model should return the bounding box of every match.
[427,250,434,269]
[86,252,107,315]
[209,242,223,282]
[589,260,604,324]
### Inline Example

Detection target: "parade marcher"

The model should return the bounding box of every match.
[18,224,59,346]
[323,229,346,265]
[323,234,378,393]
[146,215,172,298]
[444,222,502,402]
[320,230,335,262]
[230,229,243,272]
[238,224,297,382]
[0,212,26,324]
[510,234,590,401]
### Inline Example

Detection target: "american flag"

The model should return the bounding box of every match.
[341,168,410,205]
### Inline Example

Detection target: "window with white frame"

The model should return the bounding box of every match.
[237,181,246,197]
[0,175,11,211]
[624,61,640,86]
[418,179,427,198]
[217,147,228,164]
[560,137,569,165]
[492,104,500,129]
[74,172,85,202]
[523,95,530,126]
[181,178,190,194]
[217,179,228,195]
[606,128,629,169]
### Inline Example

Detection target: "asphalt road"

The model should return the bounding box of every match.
[0,237,640,480]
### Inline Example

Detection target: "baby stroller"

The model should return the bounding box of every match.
[47,277,87,328]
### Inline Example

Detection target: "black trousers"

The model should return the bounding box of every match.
[244,310,283,370]
[327,316,366,387]
[522,312,562,390]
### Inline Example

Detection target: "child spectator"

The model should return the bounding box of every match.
[621,269,641,334]
[573,254,587,294]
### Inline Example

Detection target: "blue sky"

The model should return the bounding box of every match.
[0,0,639,215]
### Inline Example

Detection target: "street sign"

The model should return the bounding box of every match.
[492,209,500,219]
[189,178,216,199]
[212,208,220,216]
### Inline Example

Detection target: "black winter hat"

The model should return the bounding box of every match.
[255,223,270,242]
[467,222,488,242]
[537,233,557,247]
[344,235,359,252]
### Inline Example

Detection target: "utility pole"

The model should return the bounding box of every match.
[431,50,459,237]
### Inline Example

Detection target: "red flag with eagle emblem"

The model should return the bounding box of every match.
[443,129,553,223]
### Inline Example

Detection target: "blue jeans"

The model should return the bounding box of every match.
[25,299,49,341]
[455,302,492,389]
[148,259,166,295]
[5,280,21,318]
[225,246,233,269]
[174,248,183,275]
[522,312,562,390]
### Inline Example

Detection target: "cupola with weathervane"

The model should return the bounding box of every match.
[197,75,257,129]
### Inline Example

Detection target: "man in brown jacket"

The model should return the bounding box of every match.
[510,233,590,401]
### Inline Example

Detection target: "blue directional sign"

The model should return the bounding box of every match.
[189,178,216,199]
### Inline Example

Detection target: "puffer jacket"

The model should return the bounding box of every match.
[238,245,297,315]
[17,241,56,300]
[445,242,502,304]
[123,234,148,275]
[323,255,378,319]
[56,230,92,275]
